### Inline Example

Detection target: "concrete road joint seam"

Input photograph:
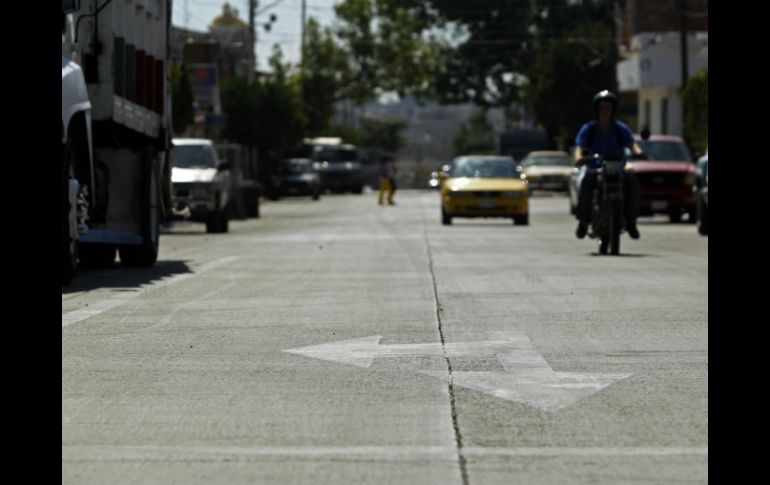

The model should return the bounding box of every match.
[424,227,470,485]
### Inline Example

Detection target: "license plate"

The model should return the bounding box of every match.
[651,200,668,210]
[479,199,495,208]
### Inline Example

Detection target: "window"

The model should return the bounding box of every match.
[170,144,218,168]
[638,141,692,162]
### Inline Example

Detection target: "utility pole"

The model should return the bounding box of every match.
[679,0,689,139]
[248,0,257,80]
[679,0,689,88]
[301,0,306,71]
[605,0,619,93]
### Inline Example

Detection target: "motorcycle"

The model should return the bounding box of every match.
[587,153,626,255]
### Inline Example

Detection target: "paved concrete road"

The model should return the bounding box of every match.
[62,191,708,484]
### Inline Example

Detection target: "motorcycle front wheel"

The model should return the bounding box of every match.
[609,201,622,255]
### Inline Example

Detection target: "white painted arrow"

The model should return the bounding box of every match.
[421,370,631,412]
[283,334,529,368]
[284,332,632,411]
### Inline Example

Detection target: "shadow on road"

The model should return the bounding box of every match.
[589,252,652,257]
[62,260,193,294]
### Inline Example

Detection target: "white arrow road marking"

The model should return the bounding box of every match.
[284,332,632,411]
[282,335,525,368]
[420,370,631,412]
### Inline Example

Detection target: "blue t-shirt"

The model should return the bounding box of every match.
[575,120,634,157]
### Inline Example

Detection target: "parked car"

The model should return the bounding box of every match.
[170,138,231,233]
[270,158,321,200]
[308,140,364,194]
[440,156,529,225]
[519,150,573,191]
[629,135,697,223]
[695,149,708,235]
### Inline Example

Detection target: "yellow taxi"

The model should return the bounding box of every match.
[439,156,529,225]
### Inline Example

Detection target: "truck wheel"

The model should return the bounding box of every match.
[442,208,452,225]
[119,149,160,266]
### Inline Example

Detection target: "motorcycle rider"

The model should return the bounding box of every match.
[574,90,647,239]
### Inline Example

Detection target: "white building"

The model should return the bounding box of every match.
[617,32,708,136]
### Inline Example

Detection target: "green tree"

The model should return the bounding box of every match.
[220,76,260,146]
[359,117,407,154]
[333,0,444,104]
[524,21,617,147]
[170,64,194,135]
[221,47,307,182]
[453,110,496,156]
[331,0,619,119]
[682,68,708,156]
[301,18,351,135]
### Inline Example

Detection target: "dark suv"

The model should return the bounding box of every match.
[269,158,321,200]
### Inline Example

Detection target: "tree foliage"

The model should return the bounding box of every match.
[170,64,194,135]
[453,110,496,156]
[525,21,617,146]
[221,47,306,179]
[331,0,620,137]
[301,18,351,135]
[359,118,407,154]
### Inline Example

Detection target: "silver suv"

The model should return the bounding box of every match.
[170,138,231,233]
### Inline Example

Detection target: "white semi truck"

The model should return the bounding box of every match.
[62,0,172,285]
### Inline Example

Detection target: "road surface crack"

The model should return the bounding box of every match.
[424,227,470,485]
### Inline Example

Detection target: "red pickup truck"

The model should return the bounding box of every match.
[629,135,697,223]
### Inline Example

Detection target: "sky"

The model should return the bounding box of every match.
[173,0,340,70]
